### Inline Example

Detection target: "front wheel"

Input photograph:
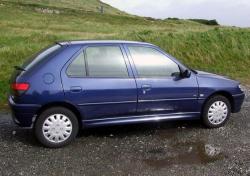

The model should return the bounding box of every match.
[35,107,79,148]
[202,95,231,128]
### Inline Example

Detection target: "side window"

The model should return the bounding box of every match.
[85,46,128,77]
[67,51,86,77]
[128,46,180,77]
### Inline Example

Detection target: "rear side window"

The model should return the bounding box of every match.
[128,46,180,77]
[23,44,61,71]
[67,52,86,77]
[85,46,128,78]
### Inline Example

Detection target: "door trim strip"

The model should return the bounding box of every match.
[78,97,200,106]
[138,97,197,103]
[78,100,137,106]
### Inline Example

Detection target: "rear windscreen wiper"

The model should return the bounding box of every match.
[14,66,26,71]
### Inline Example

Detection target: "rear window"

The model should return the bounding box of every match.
[22,44,61,71]
[85,46,128,78]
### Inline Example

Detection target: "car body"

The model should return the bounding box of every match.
[9,40,245,147]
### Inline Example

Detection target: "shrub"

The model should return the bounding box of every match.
[189,19,219,25]
[166,17,180,21]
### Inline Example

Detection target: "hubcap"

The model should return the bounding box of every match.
[208,101,228,125]
[42,114,72,143]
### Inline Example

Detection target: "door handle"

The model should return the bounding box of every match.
[142,84,152,94]
[70,86,82,93]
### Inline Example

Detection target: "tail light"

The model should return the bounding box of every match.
[11,83,30,96]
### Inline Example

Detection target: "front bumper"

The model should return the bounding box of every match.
[8,96,41,127]
[232,93,245,113]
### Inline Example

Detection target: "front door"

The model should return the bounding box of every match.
[126,45,199,115]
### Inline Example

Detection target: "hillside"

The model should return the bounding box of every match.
[0,0,250,108]
[3,0,127,15]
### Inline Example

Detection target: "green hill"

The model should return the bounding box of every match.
[4,0,127,15]
[0,0,250,109]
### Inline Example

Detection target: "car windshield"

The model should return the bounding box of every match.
[22,44,61,71]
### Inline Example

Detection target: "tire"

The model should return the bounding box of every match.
[202,95,231,128]
[35,107,79,148]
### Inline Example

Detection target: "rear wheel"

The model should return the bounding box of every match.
[35,107,79,148]
[202,95,231,128]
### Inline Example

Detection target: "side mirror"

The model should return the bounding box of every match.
[181,69,191,78]
[179,65,191,78]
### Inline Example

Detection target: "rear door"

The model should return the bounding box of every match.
[125,44,199,115]
[61,44,137,120]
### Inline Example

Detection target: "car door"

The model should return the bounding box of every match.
[125,44,199,115]
[61,44,137,120]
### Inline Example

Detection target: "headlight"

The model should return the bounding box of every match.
[238,84,244,92]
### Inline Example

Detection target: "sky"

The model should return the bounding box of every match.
[101,0,250,27]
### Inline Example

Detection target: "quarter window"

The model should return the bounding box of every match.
[85,46,128,77]
[128,46,180,77]
[67,51,86,77]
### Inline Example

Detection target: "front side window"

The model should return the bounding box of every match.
[85,46,128,77]
[128,46,180,77]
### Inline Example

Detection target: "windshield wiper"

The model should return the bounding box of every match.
[14,66,26,71]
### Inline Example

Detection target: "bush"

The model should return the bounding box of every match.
[144,17,159,21]
[166,17,180,21]
[189,19,219,26]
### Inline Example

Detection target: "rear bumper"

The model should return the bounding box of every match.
[232,93,245,113]
[8,96,41,127]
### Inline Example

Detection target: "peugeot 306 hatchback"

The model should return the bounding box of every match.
[9,40,245,148]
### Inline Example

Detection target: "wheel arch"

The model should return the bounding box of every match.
[34,101,83,129]
[202,91,234,113]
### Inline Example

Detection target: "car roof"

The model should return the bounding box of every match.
[57,40,155,46]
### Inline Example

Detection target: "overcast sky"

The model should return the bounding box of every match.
[101,0,250,27]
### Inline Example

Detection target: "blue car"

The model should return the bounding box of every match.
[9,40,245,147]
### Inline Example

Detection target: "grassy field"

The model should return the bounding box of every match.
[4,0,127,15]
[0,0,250,108]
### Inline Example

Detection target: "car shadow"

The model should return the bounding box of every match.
[6,118,203,147]
[78,119,203,138]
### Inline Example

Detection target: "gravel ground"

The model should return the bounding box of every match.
[0,87,249,176]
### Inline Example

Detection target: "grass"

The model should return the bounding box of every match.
[4,0,127,15]
[0,0,250,108]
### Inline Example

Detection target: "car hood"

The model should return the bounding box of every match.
[195,70,238,83]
